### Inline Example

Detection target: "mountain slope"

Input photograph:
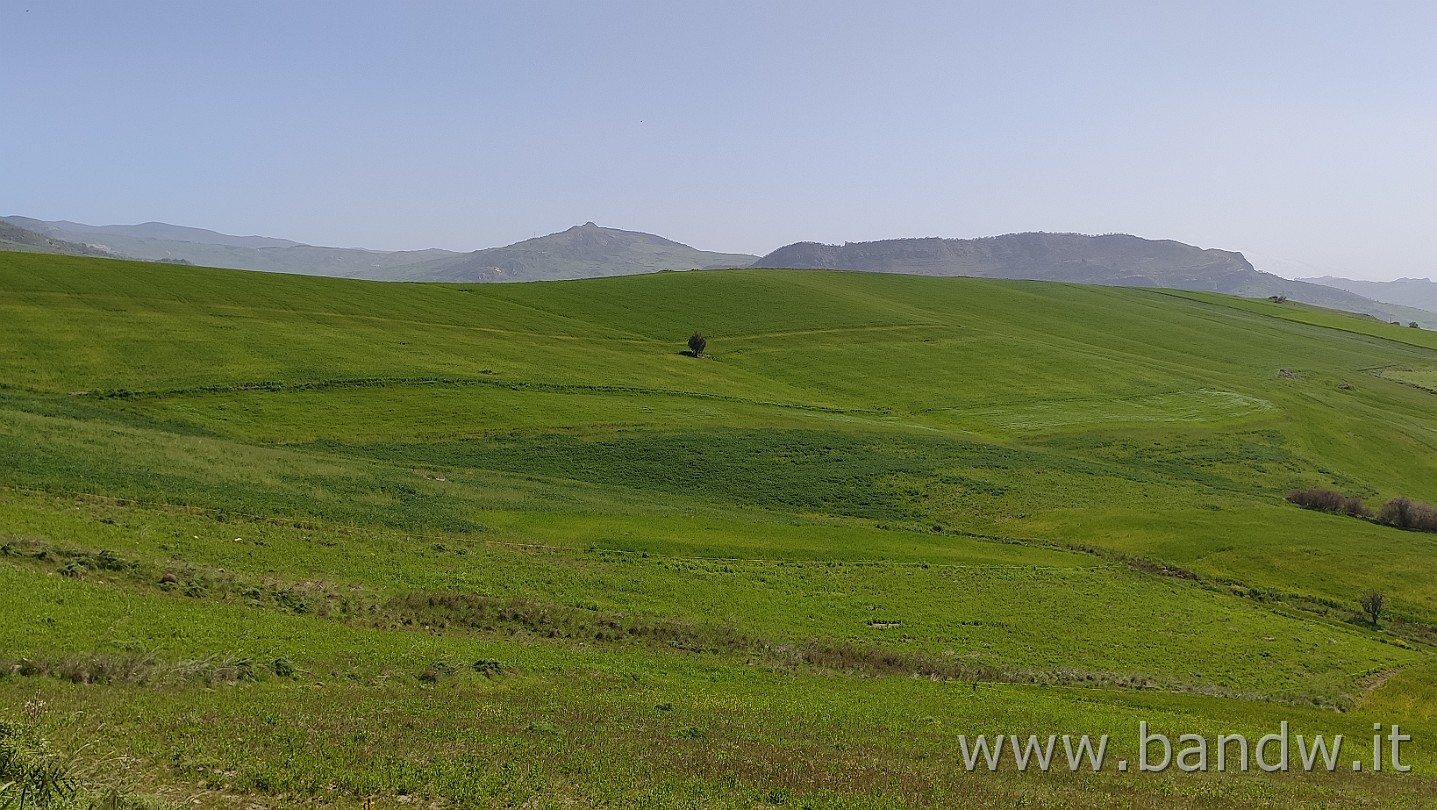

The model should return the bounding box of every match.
[0,220,112,257]
[757,232,1437,327]
[369,222,759,282]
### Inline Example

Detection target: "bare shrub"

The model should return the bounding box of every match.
[1377,497,1437,532]
[1286,488,1370,517]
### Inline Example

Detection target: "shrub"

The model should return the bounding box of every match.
[687,331,706,358]
[1377,497,1437,532]
[1286,488,1369,517]
[1359,590,1387,627]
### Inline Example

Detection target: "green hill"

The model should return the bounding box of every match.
[4,250,1437,807]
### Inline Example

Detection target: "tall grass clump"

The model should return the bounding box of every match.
[0,721,76,809]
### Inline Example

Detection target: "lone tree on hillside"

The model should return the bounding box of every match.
[688,331,707,358]
[1359,590,1387,628]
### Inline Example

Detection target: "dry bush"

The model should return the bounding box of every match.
[1377,496,1437,532]
[1286,488,1370,517]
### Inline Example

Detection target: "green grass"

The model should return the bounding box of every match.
[6,252,1437,806]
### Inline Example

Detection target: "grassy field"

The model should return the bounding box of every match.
[5,252,1437,807]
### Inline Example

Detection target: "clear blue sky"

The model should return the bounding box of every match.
[3,1,1434,279]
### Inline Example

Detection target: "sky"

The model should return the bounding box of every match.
[2,1,1434,280]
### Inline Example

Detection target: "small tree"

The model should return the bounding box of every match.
[1359,590,1386,627]
[687,331,706,358]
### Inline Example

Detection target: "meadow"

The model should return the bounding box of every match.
[4,252,1437,807]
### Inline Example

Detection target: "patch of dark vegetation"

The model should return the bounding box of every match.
[335,429,933,521]
[335,429,1138,522]
[1286,487,1371,517]
[0,386,217,438]
[389,593,750,653]
[1040,430,1303,495]
[0,399,479,533]
[934,474,1009,497]
[2,536,366,621]
[89,373,862,417]
[0,652,257,687]
[417,658,506,684]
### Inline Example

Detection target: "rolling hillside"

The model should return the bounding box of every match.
[4,251,1437,807]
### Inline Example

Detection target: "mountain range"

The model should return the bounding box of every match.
[0,219,111,257]
[1300,275,1437,316]
[0,217,756,281]
[755,233,1437,327]
[3,215,1434,326]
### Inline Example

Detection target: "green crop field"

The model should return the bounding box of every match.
[5,251,1437,808]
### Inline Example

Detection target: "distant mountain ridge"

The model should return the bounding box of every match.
[0,220,111,257]
[0,217,756,282]
[755,232,1437,327]
[760,232,1262,287]
[4,217,302,249]
[1300,275,1437,315]
[365,222,758,282]
[1,215,454,277]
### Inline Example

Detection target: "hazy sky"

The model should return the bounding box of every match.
[3,1,1434,280]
